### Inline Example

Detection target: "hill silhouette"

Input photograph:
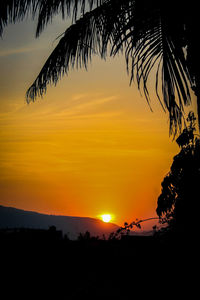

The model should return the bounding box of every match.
[0,205,119,239]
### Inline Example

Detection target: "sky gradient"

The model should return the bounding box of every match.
[0,17,196,228]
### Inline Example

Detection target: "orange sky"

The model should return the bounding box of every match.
[0,18,196,228]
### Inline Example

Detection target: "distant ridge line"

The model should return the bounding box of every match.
[0,205,99,220]
[0,205,119,240]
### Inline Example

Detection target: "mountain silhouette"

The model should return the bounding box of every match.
[0,205,119,239]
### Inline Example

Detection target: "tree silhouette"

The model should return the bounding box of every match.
[156,112,200,233]
[0,1,200,134]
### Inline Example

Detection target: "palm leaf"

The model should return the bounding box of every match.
[35,0,108,37]
[0,0,106,37]
[0,0,36,36]
[112,5,193,134]
[26,0,127,102]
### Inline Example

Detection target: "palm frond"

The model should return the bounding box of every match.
[160,19,192,135]
[0,0,36,36]
[0,0,106,37]
[35,0,108,37]
[112,5,193,135]
[26,0,127,102]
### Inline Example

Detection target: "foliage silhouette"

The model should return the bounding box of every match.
[77,230,100,241]
[156,111,200,233]
[108,217,158,239]
[1,1,200,134]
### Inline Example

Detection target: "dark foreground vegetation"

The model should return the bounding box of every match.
[0,226,197,299]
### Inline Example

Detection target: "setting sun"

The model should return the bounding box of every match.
[101,214,112,223]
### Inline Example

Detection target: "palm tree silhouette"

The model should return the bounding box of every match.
[1,1,199,134]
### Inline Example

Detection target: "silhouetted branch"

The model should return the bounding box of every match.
[109,217,159,240]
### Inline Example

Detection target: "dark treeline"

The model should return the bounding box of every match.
[1,223,196,299]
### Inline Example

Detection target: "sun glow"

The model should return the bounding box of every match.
[101,214,112,223]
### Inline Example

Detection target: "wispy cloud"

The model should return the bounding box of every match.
[0,46,42,57]
[13,93,121,121]
[66,95,117,112]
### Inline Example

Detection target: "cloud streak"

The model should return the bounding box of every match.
[0,46,43,57]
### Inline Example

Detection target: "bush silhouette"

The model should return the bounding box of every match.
[156,112,200,234]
